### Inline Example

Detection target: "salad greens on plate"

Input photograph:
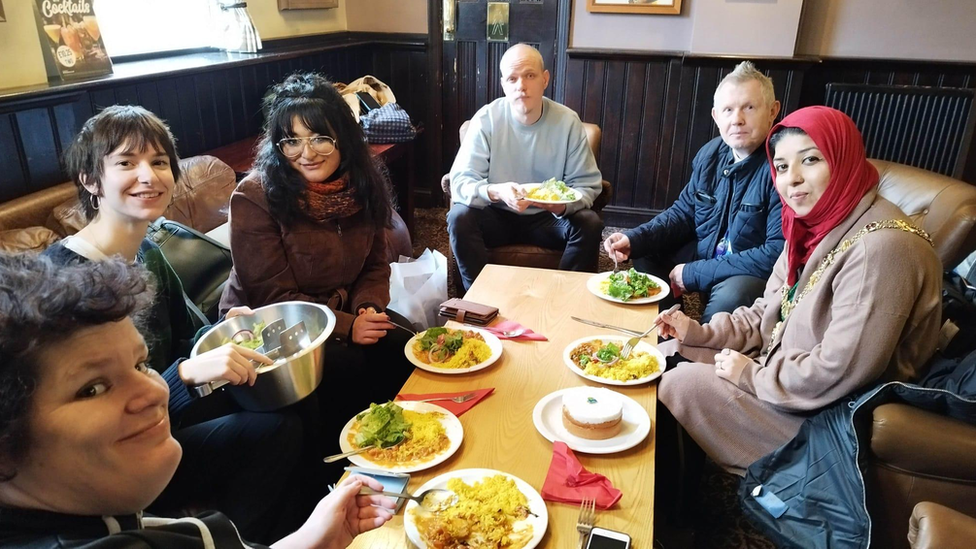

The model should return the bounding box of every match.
[605,268,661,302]
[525,178,577,202]
[354,401,412,448]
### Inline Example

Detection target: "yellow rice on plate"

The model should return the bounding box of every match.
[348,409,450,467]
[569,339,661,382]
[412,331,492,369]
[412,474,534,549]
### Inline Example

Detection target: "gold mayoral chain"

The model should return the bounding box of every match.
[766,219,933,354]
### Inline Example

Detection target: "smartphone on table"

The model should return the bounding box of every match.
[585,527,632,549]
[356,91,382,114]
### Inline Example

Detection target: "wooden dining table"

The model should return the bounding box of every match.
[346,264,661,548]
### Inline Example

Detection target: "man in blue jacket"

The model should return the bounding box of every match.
[604,61,784,322]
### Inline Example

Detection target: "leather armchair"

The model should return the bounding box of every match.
[873,159,976,268]
[864,160,976,548]
[867,403,976,549]
[441,120,613,294]
[908,502,976,549]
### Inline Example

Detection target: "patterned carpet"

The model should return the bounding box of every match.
[411,207,774,548]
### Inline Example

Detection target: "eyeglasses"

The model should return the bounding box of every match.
[276,135,337,159]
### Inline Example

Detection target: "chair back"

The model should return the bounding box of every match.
[872,159,976,268]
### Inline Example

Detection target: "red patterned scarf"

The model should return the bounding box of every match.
[302,173,362,223]
[765,106,879,285]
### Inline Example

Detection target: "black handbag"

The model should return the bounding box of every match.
[147,217,233,323]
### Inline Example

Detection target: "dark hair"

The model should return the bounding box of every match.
[768,125,808,156]
[254,72,394,227]
[64,105,181,221]
[0,254,154,481]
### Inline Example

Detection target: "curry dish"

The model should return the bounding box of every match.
[348,409,451,467]
[412,327,492,369]
[569,339,660,382]
[412,475,534,549]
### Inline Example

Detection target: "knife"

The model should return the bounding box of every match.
[570,316,645,337]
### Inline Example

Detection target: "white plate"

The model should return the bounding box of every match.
[532,387,651,454]
[563,335,666,386]
[404,468,548,549]
[404,326,503,375]
[521,183,583,205]
[338,401,463,473]
[586,271,670,304]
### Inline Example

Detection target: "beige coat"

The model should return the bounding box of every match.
[659,189,942,474]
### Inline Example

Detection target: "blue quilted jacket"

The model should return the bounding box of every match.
[624,137,784,293]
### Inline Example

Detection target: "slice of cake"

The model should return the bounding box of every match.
[561,387,624,440]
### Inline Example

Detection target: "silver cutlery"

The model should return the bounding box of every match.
[619,304,682,359]
[360,486,458,512]
[576,498,596,549]
[570,316,644,337]
[322,438,404,463]
[415,392,478,404]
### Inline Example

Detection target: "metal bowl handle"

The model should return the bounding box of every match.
[193,379,230,397]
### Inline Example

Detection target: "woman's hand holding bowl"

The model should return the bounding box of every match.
[353,307,396,345]
[656,309,694,342]
[178,345,273,387]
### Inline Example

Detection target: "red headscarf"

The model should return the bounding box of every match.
[765,106,878,285]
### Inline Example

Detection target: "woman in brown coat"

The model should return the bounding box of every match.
[656,106,942,480]
[219,72,412,433]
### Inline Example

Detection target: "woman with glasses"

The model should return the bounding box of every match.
[219,72,413,439]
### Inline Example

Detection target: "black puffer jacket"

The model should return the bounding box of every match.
[624,137,784,293]
[0,507,267,549]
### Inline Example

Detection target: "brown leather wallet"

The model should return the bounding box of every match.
[438,298,499,326]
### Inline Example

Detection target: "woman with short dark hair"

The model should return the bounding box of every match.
[0,254,394,549]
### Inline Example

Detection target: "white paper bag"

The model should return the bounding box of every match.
[388,248,448,330]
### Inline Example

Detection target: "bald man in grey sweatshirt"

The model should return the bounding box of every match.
[448,44,604,290]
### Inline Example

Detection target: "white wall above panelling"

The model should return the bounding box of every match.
[797,0,976,61]
[0,0,49,90]
[347,0,427,33]
[247,0,347,40]
[571,0,694,51]
[689,0,804,57]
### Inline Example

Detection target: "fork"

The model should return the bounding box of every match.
[415,392,478,404]
[576,498,596,549]
[619,303,682,360]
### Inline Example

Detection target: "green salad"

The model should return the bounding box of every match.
[418,327,465,362]
[578,342,620,367]
[354,401,412,448]
[525,177,576,201]
[221,321,266,350]
[604,268,661,302]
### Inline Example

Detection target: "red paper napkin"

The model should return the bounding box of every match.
[395,388,494,416]
[482,320,547,341]
[541,442,622,510]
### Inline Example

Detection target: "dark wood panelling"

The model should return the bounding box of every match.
[0,35,431,205]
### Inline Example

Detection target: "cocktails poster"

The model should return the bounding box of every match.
[33,0,112,81]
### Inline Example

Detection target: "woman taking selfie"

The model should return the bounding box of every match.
[656,106,943,475]
[0,254,394,549]
[42,105,299,542]
[219,72,413,420]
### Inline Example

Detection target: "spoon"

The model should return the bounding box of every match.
[360,486,459,512]
[322,439,404,464]
[499,328,525,338]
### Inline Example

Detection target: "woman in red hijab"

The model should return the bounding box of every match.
[655,106,942,478]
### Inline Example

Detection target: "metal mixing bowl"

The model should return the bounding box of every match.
[190,301,335,411]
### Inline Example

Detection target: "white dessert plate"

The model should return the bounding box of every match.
[404,468,548,549]
[338,401,463,473]
[532,387,651,454]
[563,335,666,386]
[586,271,670,304]
[404,326,503,375]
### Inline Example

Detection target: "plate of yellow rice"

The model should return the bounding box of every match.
[405,468,548,549]
[339,401,463,473]
[563,335,665,385]
[404,326,503,374]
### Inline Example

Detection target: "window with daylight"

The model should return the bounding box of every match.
[93,0,214,57]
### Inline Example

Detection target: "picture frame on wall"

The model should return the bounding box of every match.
[587,0,682,15]
[278,0,338,9]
